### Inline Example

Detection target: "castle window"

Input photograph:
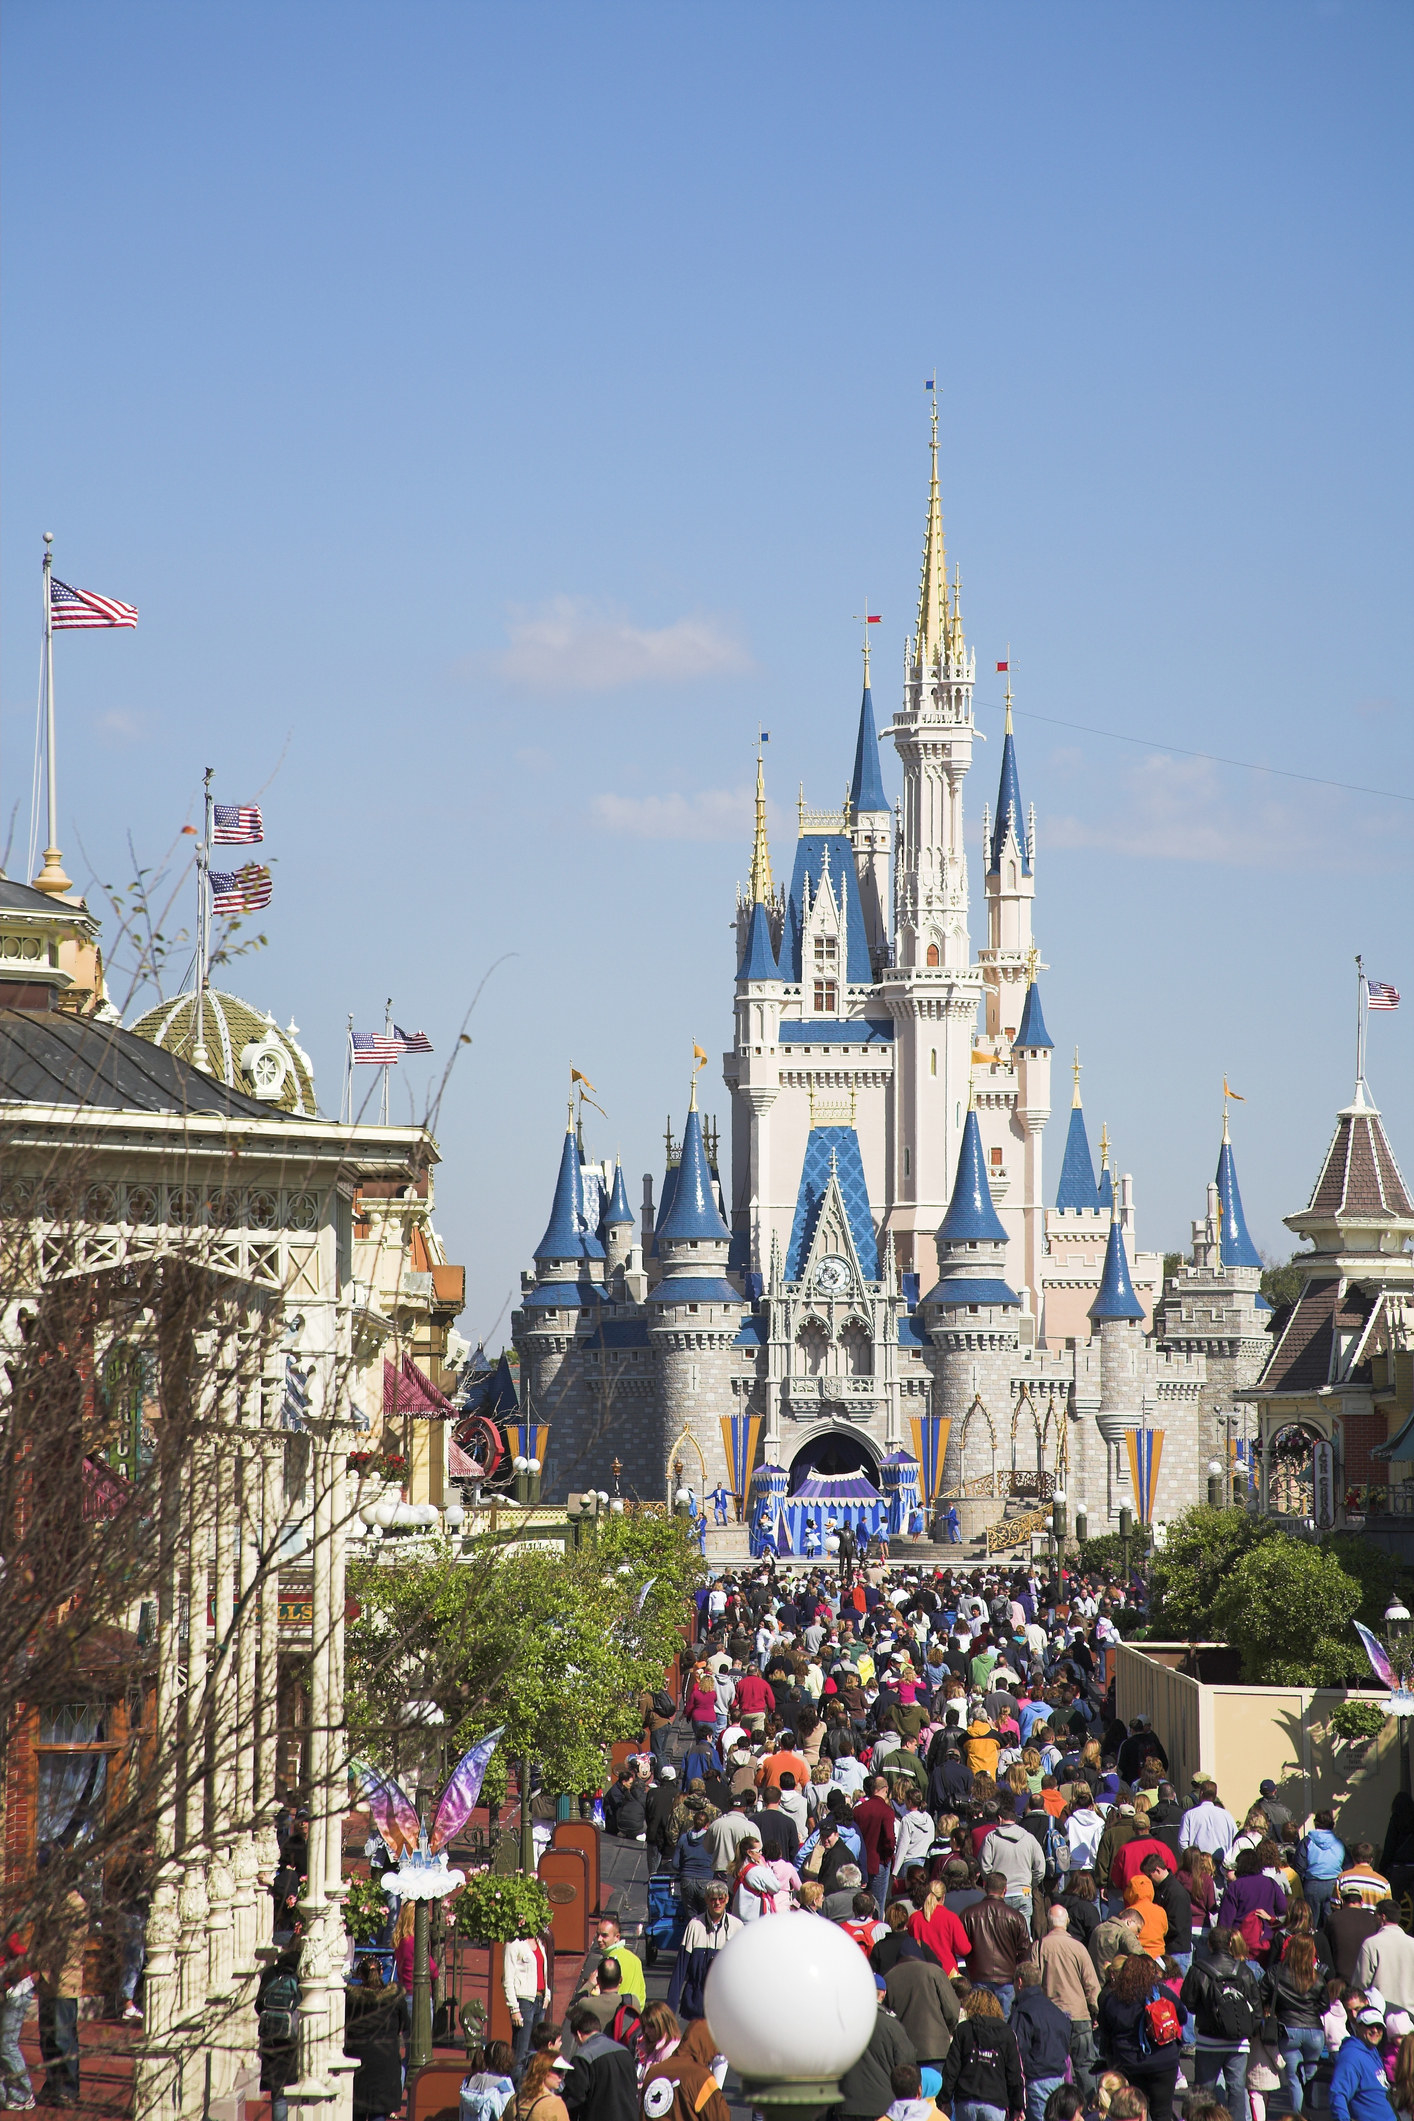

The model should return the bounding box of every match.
[990,1147,1003,1168]
[796,1321,828,1376]
[926,944,940,968]
[840,1322,872,1376]
[969,1304,980,1315]
[903,1147,911,1178]
[813,979,837,1012]
[813,936,838,968]
[930,1049,937,1076]
[688,1304,699,1313]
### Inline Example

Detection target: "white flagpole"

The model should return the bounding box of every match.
[1356,953,1367,1091]
[33,534,72,895]
[381,995,393,1125]
[192,768,214,1071]
[341,1017,354,1125]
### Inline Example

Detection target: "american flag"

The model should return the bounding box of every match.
[1368,980,1401,1011]
[50,577,138,630]
[209,864,273,914]
[395,1024,433,1053]
[353,1032,402,1065]
[213,803,263,844]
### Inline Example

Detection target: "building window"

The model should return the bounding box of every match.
[926,943,940,967]
[930,1049,937,1076]
[36,1702,110,1866]
[688,1303,699,1313]
[903,1147,911,1178]
[812,980,837,1012]
[813,935,838,969]
[990,1146,1003,1168]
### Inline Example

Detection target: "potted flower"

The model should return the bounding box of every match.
[452,1871,551,1945]
[343,1873,394,1982]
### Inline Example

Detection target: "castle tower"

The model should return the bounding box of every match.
[1088,1171,1146,1517]
[879,398,985,1273]
[1011,967,1054,1332]
[650,1082,745,1496]
[519,1114,606,1474]
[849,641,892,975]
[730,750,786,1276]
[921,1100,1022,1490]
[602,1158,635,1277]
[981,679,1036,1040]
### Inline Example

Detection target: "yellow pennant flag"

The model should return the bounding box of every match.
[693,1043,708,1070]
[1223,1077,1245,1101]
[571,1067,596,1092]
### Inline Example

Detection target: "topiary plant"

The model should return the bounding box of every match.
[452,1870,551,1944]
[1328,1699,1387,1744]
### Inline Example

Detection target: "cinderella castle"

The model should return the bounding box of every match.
[518,407,1275,1543]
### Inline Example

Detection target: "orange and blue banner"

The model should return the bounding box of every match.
[1124,1427,1164,1525]
[909,1415,952,1501]
[514,1420,549,1465]
[719,1414,762,1513]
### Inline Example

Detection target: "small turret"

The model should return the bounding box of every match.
[1215,1106,1262,1270]
[922,1100,1021,1493]
[1056,1051,1098,1210]
[602,1157,635,1275]
[849,650,892,969]
[1091,1171,1146,1450]
[1096,1123,1114,1212]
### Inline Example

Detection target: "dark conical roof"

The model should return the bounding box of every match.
[603,1158,634,1229]
[989,728,1031,875]
[937,1108,1008,1246]
[1090,1214,1145,1322]
[655,1104,730,1245]
[849,683,889,813]
[534,1124,604,1262]
[1056,1105,1097,1210]
[1014,979,1053,1050]
[1215,1137,1262,1268]
[739,898,779,980]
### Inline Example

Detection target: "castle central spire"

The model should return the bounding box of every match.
[749,749,772,905]
[915,391,947,673]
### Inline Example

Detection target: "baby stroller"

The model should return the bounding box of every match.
[642,1875,688,1966]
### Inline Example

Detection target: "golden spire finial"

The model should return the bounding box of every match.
[797,781,806,834]
[915,386,947,673]
[1026,940,1039,986]
[750,745,772,905]
[689,1042,707,1112]
[1072,1046,1082,1110]
[1099,1121,1110,1169]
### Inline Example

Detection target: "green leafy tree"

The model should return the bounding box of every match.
[1260,1253,1309,1313]
[345,1511,699,1799]
[1148,1503,1280,1638]
[1210,1536,1365,1685]
[1319,1533,1413,1634]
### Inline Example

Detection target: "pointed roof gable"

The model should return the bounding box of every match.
[603,1159,634,1229]
[1215,1137,1262,1269]
[1302,1081,1414,1224]
[534,1123,605,1262]
[989,725,1031,875]
[937,1108,1008,1246]
[1015,980,1053,1050]
[1056,1106,1098,1210]
[488,1352,520,1416]
[785,1125,879,1282]
[849,684,888,814]
[654,1104,730,1246]
[1090,1213,1145,1322]
[1256,1277,1375,1393]
[739,898,779,981]
[782,834,873,984]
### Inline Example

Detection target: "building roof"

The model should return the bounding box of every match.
[1089,1215,1145,1322]
[649,1276,743,1305]
[922,1275,1021,1309]
[1256,1276,1374,1393]
[534,1125,605,1263]
[130,988,316,1115]
[898,1311,928,1348]
[782,834,874,985]
[849,683,889,814]
[786,1125,880,1282]
[1055,1105,1098,1210]
[989,727,1031,875]
[1014,979,1053,1050]
[583,1318,652,1350]
[488,1351,520,1416]
[778,1018,893,1045]
[1215,1136,1262,1269]
[602,1158,635,1229]
[739,897,779,981]
[1303,1082,1414,1223]
[0,1004,284,1119]
[0,875,92,917]
[654,1104,731,1246]
[1097,1161,1114,1212]
[733,1315,764,1348]
[936,1107,1008,1246]
[792,1467,882,1502]
[521,1280,608,1309]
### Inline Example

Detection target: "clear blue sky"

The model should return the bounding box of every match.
[3,1,1410,1340]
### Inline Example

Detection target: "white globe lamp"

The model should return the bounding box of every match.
[444,1501,465,1532]
[527,1456,541,1474]
[704,1910,877,2118]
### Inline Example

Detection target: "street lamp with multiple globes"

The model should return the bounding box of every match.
[704,1911,878,2121]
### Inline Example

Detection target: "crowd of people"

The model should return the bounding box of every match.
[590,1557,1414,2121]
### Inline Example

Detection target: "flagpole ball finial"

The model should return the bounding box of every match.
[43,531,53,546]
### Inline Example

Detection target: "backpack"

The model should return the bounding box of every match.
[1143,1995,1182,2050]
[652,1689,676,1721]
[258,1968,300,2048]
[1044,1820,1072,1880]
[461,2072,513,2121]
[1207,1970,1257,2043]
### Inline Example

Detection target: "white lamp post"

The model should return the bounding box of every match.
[704,1910,877,2121]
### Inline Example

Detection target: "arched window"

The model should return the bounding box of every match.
[926,943,940,968]
[930,1049,937,1076]
[796,1322,828,1376]
[840,1322,873,1376]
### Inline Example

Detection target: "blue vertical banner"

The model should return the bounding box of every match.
[1124,1428,1165,1525]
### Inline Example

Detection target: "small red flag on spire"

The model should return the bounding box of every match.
[996,660,1009,672]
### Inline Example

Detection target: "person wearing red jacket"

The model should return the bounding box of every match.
[731,1671,775,1730]
[1111,1832,1177,1893]
[853,1777,899,1910]
[908,1886,972,1976]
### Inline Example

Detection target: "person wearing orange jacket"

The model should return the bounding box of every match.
[1123,1871,1169,1960]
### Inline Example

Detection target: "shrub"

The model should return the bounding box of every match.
[453,1870,551,1944]
[1148,1504,1280,1639]
[344,1873,391,1944]
[1210,1535,1366,1686]
[1075,1529,1152,1580]
[1328,1699,1386,1744]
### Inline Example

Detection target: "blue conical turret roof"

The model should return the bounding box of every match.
[1014,980,1053,1050]
[1097,1162,1113,1212]
[850,683,889,814]
[937,1107,1008,1246]
[739,898,779,980]
[534,1123,605,1262]
[1090,1212,1145,1322]
[1056,1107,1097,1210]
[1215,1137,1261,1268]
[655,1103,730,1245]
[603,1158,634,1229]
[989,726,1031,875]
